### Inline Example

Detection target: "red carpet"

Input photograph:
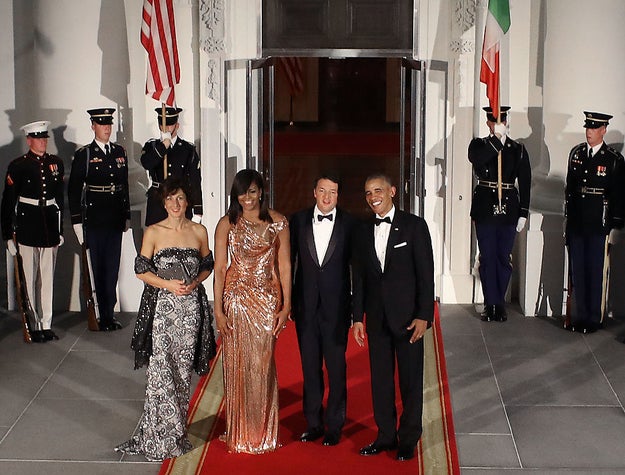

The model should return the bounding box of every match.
[160,304,459,475]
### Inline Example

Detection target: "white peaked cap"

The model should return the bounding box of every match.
[20,120,51,137]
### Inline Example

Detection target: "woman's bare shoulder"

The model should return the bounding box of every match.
[268,209,287,222]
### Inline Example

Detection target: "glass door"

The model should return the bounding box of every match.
[400,58,426,216]
[224,58,276,206]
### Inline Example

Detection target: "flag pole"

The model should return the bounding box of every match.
[162,102,168,179]
[496,85,503,215]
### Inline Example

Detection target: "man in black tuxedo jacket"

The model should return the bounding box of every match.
[290,174,355,447]
[352,174,434,462]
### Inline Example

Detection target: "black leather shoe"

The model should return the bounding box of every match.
[322,432,340,446]
[494,305,507,322]
[300,427,324,442]
[397,445,415,461]
[480,305,495,322]
[30,331,47,343]
[43,330,59,341]
[359,440,398,456]
[563,322,575,332]
[100,319,123,331]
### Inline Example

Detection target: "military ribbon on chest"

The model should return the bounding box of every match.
[116,156,126,168]
[596,165,606,177]
[49,163,60,176]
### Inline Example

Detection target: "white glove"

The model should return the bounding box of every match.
[73,223,84,245]
[191,214,202,224]
[516,217,527,232]
[609,229,617,245]
[6,240,17,256]
[494,122,507,142]
[58,235,64,247]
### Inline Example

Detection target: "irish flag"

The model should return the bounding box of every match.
[479,0,510,120]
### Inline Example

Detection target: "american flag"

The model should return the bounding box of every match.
[279,57,304,97]
[141,0,180,106]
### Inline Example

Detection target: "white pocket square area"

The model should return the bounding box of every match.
[394,241,408,248]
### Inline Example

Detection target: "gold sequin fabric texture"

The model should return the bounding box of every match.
[221,216,288,454]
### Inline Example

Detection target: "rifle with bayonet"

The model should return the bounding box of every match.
[80,242,100,331]
[12,236,34,343]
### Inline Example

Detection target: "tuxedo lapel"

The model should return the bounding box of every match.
[320,209,341,267]
[367,220,383,273]
[304,209,320,267]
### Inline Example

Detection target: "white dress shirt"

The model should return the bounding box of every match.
[95,139,110,155]
[313,206,336,264]
[374,206,395,271]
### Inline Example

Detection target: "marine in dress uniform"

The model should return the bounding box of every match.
[564,111,625,333]
[468,107,531,322]
[1,121,64,343]
[68,108,130,331]
[140,107,202,226]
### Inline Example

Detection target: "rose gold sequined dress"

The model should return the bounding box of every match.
[222,216,288,454]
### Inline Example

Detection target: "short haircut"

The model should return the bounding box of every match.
[160,177,195,205]
[365,173,393,187]
[314,172,341,192]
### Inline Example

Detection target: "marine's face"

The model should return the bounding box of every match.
[26,136,47,156]
[364,177,395,217]
[92,122,112,143]
[314,178,339,215]
[586,125,606,148]
[238,183,262,212]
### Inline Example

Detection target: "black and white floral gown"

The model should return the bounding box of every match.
[116,247,216,461]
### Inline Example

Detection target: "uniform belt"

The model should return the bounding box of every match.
[477,180,515,190]
[576,186,605,195]
[18,196,57,207]
[150,181,161,189]
[87,184,123,193]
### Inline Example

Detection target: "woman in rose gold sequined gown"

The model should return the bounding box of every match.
[213,169,291,454]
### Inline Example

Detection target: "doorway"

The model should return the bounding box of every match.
[224,56,426,220]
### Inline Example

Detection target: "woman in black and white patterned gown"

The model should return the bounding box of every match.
[115,178,216,461]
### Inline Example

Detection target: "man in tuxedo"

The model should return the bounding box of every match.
[290,174,355,447]
[352,173,434,462]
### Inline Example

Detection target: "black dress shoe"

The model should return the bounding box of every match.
[480,305,495,322]
[359,440,398,456]
[494,304,507,322]
[563,322,575,332]
[42,330,59,341]
[300,427,324,442]
[397,445,415,461]
[322,432,340,446]
[100,319,123,331]
[30,331,47,343]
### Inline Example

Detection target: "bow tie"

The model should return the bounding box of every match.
[375,216,391,226]
[317,214,333,222]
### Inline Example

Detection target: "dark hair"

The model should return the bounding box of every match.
[365,173,393,187]
[314,172,341,192]
[160,177,194,206]
[227,169,271,224]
